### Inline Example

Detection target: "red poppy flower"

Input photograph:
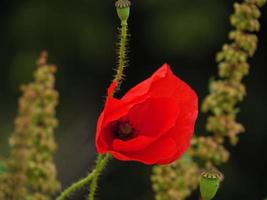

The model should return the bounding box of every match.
[96,64,198,164]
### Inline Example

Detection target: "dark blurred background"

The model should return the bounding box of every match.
[0,0,267,199]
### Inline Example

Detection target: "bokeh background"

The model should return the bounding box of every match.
[1,0,267,199]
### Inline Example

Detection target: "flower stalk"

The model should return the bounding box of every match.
[88,154,111,200]
[56,172,95,200]
[87,1,131,199]
[56,1,131,200]
[114,0,130,83]
[56,154,110,200]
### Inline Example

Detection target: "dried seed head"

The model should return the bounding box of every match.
[200,168,223,200]
[115,0,131,8]
[115,0,131,26]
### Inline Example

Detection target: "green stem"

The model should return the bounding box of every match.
[86,19,128,200]
[56,4,130,200]
[56,171,95,200]
[55,154,110,200]
[88,154,111,200]
[114,23,128,82]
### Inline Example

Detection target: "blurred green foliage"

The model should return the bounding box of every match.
[0,161,7,175]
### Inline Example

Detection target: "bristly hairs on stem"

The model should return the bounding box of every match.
[56,1,131,200]
[113,0,131,85]
[87,1,131,200]
[88,154,110,200]
[56,154,110,200]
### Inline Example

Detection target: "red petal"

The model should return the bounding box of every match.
[122,64,177,101]
[110,137,177,165]
[127,97,179,137]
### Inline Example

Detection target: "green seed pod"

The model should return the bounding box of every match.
[200,168,223,200]
[115,0,131,26]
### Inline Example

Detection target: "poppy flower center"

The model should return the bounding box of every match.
[113,121,135,141]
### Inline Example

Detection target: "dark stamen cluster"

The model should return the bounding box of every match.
[113,120,135,141]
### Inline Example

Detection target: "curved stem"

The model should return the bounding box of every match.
[56,172,95,200]
[88,154,111,200]
[56,154,110,200]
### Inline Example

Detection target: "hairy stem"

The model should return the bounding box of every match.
[56,154,110,200]
[56,172,95,200]
[88,154,111,200]
[114,23,128,82]
[86,15,129,200]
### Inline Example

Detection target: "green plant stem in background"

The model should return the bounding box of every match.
[56,154,110,200]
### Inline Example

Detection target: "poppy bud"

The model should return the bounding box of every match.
[115,0,131,26]
[200,168,223,200]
